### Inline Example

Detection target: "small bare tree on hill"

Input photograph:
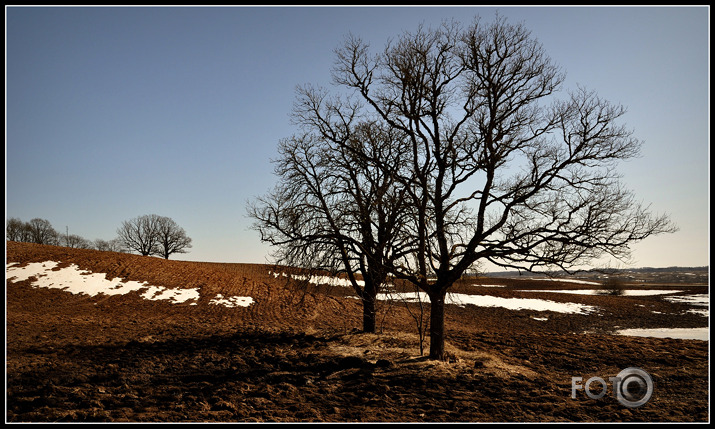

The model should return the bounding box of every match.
[60,233,93,249]
[117,214,192,259]
[25,218,59,245]
[117,214,160,256]
[6,218,30,242]
[93,238,125,253]
[154,216,193,259]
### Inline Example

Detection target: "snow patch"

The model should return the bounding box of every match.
[615,327,709,341]
[525,278,603,286]
[519,289,684,296]
[6,261,250,308]
[664,294,709,306]
[375,291,597,315]
[271,271,364,288]
[209,294,254,308]
[663,294,709,317]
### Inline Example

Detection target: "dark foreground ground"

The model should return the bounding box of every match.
[5,242,710,422]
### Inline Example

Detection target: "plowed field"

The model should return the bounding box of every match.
[5,241,709,422]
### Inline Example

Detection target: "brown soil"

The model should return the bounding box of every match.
[5,241,710,422]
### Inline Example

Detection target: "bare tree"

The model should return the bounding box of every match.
[600,276,626,296]
[60,233,93,249]
[25,218,59,245]
[249,116,414,333]
[6,217,30,242]
[117,214,161,256]
[327,16,676,359]
[94,238,125,253]
[389,285,431,356]
[153,216,192,259]
[117,214,192,258]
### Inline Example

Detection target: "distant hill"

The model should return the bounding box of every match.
[484,266,709,285]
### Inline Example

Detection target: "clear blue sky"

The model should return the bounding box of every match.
[5,6,709,269]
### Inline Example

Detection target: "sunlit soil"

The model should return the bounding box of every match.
[6,241,709,422]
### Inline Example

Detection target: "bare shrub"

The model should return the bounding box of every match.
[600,277,626,296]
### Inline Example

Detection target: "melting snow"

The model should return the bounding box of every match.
[375,291,598,315]
[525,278,603,286]
[663,294,710,317]
[271,271,364,288]
[6,261,252,308]
[209,294,253,308]
[519,289,684,296]
[615,327,709,341]
[664,294,709,306]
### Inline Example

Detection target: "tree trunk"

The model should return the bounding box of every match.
[428,289,447,360]
[361,275,384,333]
[362,294,377,333]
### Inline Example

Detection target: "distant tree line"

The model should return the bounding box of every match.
[6,214,192,259]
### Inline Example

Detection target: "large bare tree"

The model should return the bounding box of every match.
[249,112,414,333]
[326,16,676,359]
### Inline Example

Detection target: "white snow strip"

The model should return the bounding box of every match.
[519,289,684,296]
[615,327,709,341]
[375,291,598,315]
[663,294,709,306]
[663,294,709,317]
[271,271,364,288]
[6,261,250,308]
[525,278,603,286]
